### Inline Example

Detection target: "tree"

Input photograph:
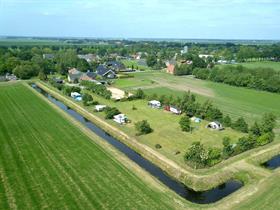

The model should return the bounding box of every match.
[207,147,222,166]
[250,122,262,137]
[223,115,232,127]
[260,113,277,133]
[135,120,153,135]
[222,137,234,158]
[184,142,208,168]
[236,136,255,152]
[38,71,47,81]
[13,63,40,79]
[82,93,93,106]
[134,88,145,99]
[104,107,120,119]
[256,132,274,146]
[146,54,157,67]
[77,59,90,72]
[179,116,191,132]
[232,117,248,133]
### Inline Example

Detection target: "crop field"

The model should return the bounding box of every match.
[0,83,185,210]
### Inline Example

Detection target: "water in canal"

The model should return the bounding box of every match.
[263,155,280,169]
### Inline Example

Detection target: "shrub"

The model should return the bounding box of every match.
[256,132,274,146]
[223,115,232,127]
[135,120,153,135]
[155,144,162,149]
[179,116,191,132]
[132,105,137,110]
[232,117,249,133]
[82,93,93,106]
[104,107,120,119]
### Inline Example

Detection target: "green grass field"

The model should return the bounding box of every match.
[79,89,244,169]
[0,83,184,210]
[234,61,280,71]
[121,59,152,71]
[113,71,280,126]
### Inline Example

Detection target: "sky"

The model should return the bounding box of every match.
[0,0,280,40]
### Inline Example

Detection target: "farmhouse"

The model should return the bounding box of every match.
[165,59,176,74]
[78,54,100,63]
[68,68,83,83]
[79,71,97,82]
[97,65,116,79]
[95,105,107,112]
[113,114,128,124]
[207,121,223,130]
[148,100,161,108]
[5,73,17,81]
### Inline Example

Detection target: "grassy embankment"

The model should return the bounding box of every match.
[0,82,187,210]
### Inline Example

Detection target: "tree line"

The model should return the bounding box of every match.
[193,65,280,93]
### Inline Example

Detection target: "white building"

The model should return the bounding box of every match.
[113,114,128,124]
[95,105,106,112]
[181,46,188,54]
[148,100,161,109]
[199,54,214,59]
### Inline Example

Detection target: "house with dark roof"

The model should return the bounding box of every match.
[80,71,97,82]
[97,65,116,79]
[106,61,125,72]
[78,54,100,63]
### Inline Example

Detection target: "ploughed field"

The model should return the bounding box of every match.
[0,83,179,210]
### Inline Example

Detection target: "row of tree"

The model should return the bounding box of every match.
[193,65,280,93]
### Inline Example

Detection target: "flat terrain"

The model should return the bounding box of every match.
[0,83,184,210]
[233,61,280,71]
[113,71,280,127]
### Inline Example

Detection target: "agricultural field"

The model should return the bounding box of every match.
[0,82,186,210]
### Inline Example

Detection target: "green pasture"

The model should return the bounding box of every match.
[0,83,183,210]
